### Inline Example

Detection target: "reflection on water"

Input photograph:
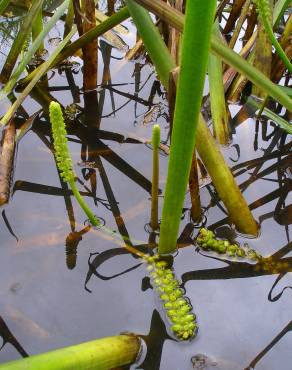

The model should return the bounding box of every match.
[0,9,291,370]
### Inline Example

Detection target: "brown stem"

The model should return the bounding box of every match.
[82,0,98,91]
[0,120,16,206]
[189,152,201,222]
[223,0,245,35]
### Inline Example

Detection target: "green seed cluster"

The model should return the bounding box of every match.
[143,254,198,341]
[196,228,261,261]
[254,0,272,21]
[49,102,75,183]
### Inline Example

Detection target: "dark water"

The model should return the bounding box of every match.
[0,12,292,370]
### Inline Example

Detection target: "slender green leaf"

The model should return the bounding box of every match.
[0,0,44,83]
[1,0,70,100]
[0,26,77,126]
[247,97,292,134]
[17,7,130,87]
[0,0,10,15]
[133,0,292,111]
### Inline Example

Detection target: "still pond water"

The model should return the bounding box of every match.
[0,10,291,370]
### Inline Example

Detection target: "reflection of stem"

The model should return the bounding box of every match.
[65,225,91,269]
[244,321,292,370]
[69,180,99,226]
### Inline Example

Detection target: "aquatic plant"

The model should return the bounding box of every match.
[1,0,70,98]
[126,0,258,253]
[49,101,99,227]
[254,0,292,73]
[134,0,292,111]
[50,100,197,339]
[158,0,217,254]
[150,124,160,230]
[0,0,44,83]
[196,228,262,262]
[0,27,77,126]
[143,254,197,340]
[0,334,141,370]
[208,21,230,145]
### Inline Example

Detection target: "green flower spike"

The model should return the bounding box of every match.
[49,102,99,227]
[196,228,262,262]
[50,101,75,183]
[143,254,198,341]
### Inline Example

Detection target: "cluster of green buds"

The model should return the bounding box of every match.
[49,101,75,183]
[143,254,198,341]
[196,228,261,262]
[253,0,271,20]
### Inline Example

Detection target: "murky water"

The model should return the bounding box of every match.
[0,8,292,370]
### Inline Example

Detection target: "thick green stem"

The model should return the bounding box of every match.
[127,0,259,250]
[196,116,258,236]
[151,124,160,230]
[0,335,141,370]
[69,180,99,226]
[158,0,217,254]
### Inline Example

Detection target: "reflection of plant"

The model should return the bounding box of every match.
[0,16,22,51]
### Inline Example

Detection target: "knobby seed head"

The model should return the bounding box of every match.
[143,254,198,341]
[49,102,75,183]
[196,228,261,261]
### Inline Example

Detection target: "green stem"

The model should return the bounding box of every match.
[69,180,99,226]
[208,21,230,145]
[32,0,44,53]
[0,0,10,15]
[273,0,291,27]
[210,38,292,111]
[196,116,258,235]
[125,0,175,89]
[0,335,141,370]
[126,0,258,249]
[158,0,217,254]
[150,124,160,230]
